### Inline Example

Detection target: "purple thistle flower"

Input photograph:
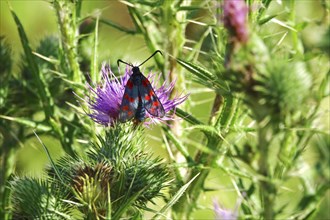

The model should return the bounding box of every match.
[223,0,249,43]
[85,63,188,126]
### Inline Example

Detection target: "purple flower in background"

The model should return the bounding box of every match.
[85,63,188,126]
[223,0,249,43]
[213,197,242,220]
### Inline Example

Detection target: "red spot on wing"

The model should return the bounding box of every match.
[145,94,151,101]
[149,90,154,96]
[127,111,133,116]
[129,97,135,102]
[124,94,135,103]
[152,101,160,107]
[126,80,134,89]
[122,105,129,111]
[142,79,149,87]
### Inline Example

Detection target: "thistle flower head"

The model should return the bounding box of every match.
[254,61,312,121]
[72,162,112,200]
[223,0,249,43]
[86,63,188,126]
[72,162,112,217]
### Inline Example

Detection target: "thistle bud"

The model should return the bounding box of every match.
[223,0,249,43]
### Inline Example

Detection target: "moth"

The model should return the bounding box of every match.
[117,50,165,123]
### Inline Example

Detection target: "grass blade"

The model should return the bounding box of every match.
[162,127,194,163]
[176,58,214,82]
[33,131,64,183]
[153,173,200,219]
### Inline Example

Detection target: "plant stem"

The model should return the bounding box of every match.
[53,0,82,83]
[173,96,237,219]
[257,122,276,219]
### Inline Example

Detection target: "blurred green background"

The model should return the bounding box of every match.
[1,0,329,219]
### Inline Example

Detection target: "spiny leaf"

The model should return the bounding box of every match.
[258,14,278,25]
[0,115,51,131]
[9,4,54,118]
[99,18,137,34]
[188,125,231,149]
[176,58,230,94]
[189,124,220,138]
[32,51,60,65]
[177,58,214,82]
[174,108,203,125]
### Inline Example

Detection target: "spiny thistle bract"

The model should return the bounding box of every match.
[11,124,170,219]
[87,124,170,211]
[10,177,81,219]
[255,61,312,120]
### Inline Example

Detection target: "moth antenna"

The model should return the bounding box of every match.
[138,50,163,67]
[117,59,133,67]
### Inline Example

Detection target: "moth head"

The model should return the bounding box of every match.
[132,66,140,74]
